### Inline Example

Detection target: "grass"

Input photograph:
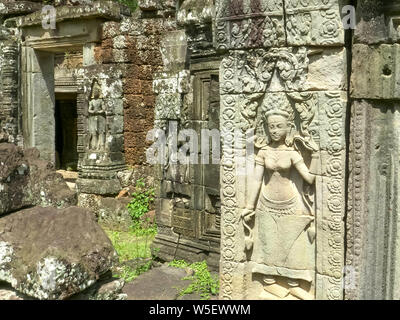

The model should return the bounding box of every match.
[102,178,157,283]
[106,229,155,261]
[104,228,157,283]
[169,260,219,300]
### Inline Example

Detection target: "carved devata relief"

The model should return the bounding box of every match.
[242,92,320,300]
[219,48,337,300]
[88,79,106,152]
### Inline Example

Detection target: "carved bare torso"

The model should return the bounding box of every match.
[257,147,303,202]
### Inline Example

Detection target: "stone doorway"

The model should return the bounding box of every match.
[18,6,126,195]
[55,93,78,171]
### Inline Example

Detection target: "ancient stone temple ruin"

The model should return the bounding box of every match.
[1,0,400,301]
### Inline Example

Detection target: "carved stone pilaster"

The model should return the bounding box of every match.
[216,0,347,300]
[76,65,126,195]
[0,27,20,145]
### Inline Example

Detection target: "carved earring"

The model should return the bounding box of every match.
[263,120,271,145]
[285,126,294,147]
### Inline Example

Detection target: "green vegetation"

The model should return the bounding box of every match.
[169,260,219,300]
[103,179,157,283]
[107,229,154,261]
[115,0,138,12]
[105,229,156,282]
[127,179,156,235]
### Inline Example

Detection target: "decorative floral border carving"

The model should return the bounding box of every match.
[345,101,365,299]
[322,92,345,300]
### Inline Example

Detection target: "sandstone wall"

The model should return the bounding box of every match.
[95,7,177,168]
[0,1,41,145]
[150,0,223,270]
[346,0,400,300]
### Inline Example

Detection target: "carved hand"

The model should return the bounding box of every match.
[242,208,255,223]
[307,225,316,244]
[309,152,321,176]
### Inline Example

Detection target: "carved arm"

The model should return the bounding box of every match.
[245,163,264,211]
[294,152,320,185]
[88,101,95,114]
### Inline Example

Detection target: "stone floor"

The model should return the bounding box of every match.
[0,265,219,300]
[57,170,78,191]
[122,264,218,300]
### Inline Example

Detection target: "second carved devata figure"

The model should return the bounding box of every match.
[242,94,320,300]
[88,80,106,151]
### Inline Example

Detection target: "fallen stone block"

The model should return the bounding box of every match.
[0,143,77,216]
[0,206,118,300]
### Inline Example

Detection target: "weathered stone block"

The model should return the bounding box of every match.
[155,93,182,120]
[160,30,187,72]
[124,78,143,95]
[215,0,285,50]
[346,99,400,300]
[77,178,122,196]
[155,198,173,227]
[153,76,179,94]
[0,144,77,216]
[0,1,42,17]
[112,48,129,63]
[353,0,388,45]
[0,206,117,300]
[285,2,344,46]
[138,0,163,11]
[351,44,400,100]
[305,48,347,91]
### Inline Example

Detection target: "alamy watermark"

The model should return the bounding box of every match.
[342,5,356,30]
[41,5,56,30]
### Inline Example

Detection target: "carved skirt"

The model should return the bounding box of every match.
[250,193,315,282]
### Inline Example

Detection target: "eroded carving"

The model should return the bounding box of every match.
[221,48,309,95]
[216,0,285,50]
[88,79,106,151]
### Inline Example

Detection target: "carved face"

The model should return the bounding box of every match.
[91,82,101,99]
[267,115,289,143]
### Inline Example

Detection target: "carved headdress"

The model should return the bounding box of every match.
[255,94,297,148]
[263,94,295,122]
[90,79,102,99]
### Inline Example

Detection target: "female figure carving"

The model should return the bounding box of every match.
[242,102,319,300]
[88,80,106,151]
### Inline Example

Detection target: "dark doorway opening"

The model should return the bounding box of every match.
[55,93,78,170]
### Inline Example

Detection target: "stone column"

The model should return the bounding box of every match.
[151,29,193,262]
[21,47,55,163]
[76,64,126,195]
[0,28,19,145]
[216,0,348,300]
[346,1,400,300]
[0,1,56,146]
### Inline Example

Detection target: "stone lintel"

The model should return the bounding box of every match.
[383,3,400,14]
[16,1,123,28]
[21,18,107,52]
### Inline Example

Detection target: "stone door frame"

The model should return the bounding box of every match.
[19,18,104,164]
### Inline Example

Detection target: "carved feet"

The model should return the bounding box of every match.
[260,276,314,300]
